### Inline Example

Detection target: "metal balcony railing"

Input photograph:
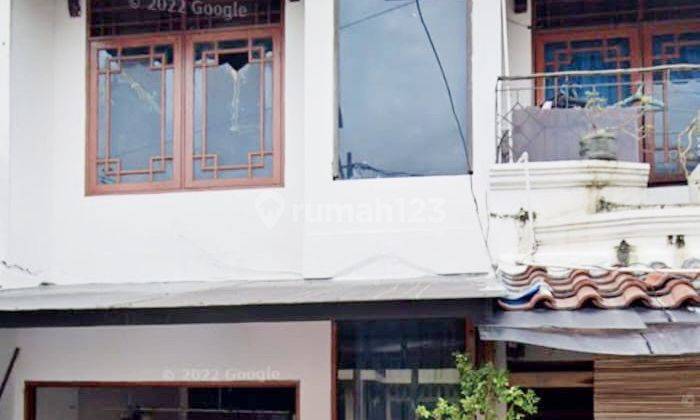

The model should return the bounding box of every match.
[495,64,700,184]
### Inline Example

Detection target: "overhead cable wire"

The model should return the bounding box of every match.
[415,0,495,269]
[339,1,414,30]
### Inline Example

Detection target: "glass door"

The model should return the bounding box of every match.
[643,21,700,183]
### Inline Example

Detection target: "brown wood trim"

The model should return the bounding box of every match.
[183,27,284,190]
[595,356,700,419]
[23,383,35,420]
[86,27,284,196]
[476,331,496,366]
[641,20,700,185]
[331,321,338,420]
[533,26,643,106]
[25,380,300,420]
[532,19,700,36]
[510,371,594,389]
[86,34,185,196]
[296,381,301,420]
[88,23,285,42]
[86,1,285,40]
[465,318,477,364]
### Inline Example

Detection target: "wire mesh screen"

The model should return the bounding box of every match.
[89,0,282,38]
[533,0,700,30]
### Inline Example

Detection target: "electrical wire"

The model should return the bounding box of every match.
[414,0,470,170]
[339,1,414,30]
[414,0,495,269]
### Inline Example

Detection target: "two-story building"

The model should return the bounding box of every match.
[0,0,698,419]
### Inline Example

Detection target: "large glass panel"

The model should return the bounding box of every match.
[337,319,465,420]
[650,30,700,180]
[97,44,175,185]
[193,37,275,181]
[338,0,469,179]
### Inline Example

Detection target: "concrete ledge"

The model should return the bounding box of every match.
[535,206,700,244]
[490,160,650,191]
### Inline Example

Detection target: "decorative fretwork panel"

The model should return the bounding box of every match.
[95,42,177,186]
[191,35,276,182]
[531,4,699,185]
[89,0,282,38]
[542,36,635,106]
[87,2,284,194]
[533,0,700,30]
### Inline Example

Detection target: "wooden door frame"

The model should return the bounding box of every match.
[533,20,700,184]
[330,318,485,420]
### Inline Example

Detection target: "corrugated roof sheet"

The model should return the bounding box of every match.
[479,324,700,356]
[0,273,504,312]
[479,306,700,355]
[498,266,700,310]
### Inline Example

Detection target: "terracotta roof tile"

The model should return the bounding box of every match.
[499,266,700,311]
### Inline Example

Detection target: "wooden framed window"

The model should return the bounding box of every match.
[86,1,283,195]
[533,3,700,184]
[641,21,700,184]
[534,27,642,106]
[185,29,282,188]
[88,36,183,193]
[26,381,299,419]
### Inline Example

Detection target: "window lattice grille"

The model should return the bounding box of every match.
[533,0,700,30]
[89,0,282,38]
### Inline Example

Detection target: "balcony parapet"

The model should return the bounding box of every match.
[495,64,700,184]
[490,160,650,191]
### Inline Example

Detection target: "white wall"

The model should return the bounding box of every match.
[506,0,532,77]
[1,321,332,420]
[0,0,504,288]
[7,0,54,281]
[0,0,9,260]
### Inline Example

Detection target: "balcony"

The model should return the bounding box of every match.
[496,65,700,184]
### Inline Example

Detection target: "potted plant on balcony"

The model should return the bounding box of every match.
[579,91,618,160]
[580,127,618,160]
[579,85,664,161]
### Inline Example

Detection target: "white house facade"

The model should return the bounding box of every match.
[0,0,698,419]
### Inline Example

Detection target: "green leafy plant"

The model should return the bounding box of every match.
[416,353,539,420]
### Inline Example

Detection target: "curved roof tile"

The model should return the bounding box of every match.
[499,266,700,311]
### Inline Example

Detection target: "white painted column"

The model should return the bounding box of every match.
[471,0,503,266]
[0,0,10,259]
[302,0,337,275]
[471,0,502,184]
[302,0,336,184]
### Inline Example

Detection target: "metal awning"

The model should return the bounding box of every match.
[479,307,700,356]
[0,273,503,312]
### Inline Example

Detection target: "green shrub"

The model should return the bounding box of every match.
[416,353,539,420]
